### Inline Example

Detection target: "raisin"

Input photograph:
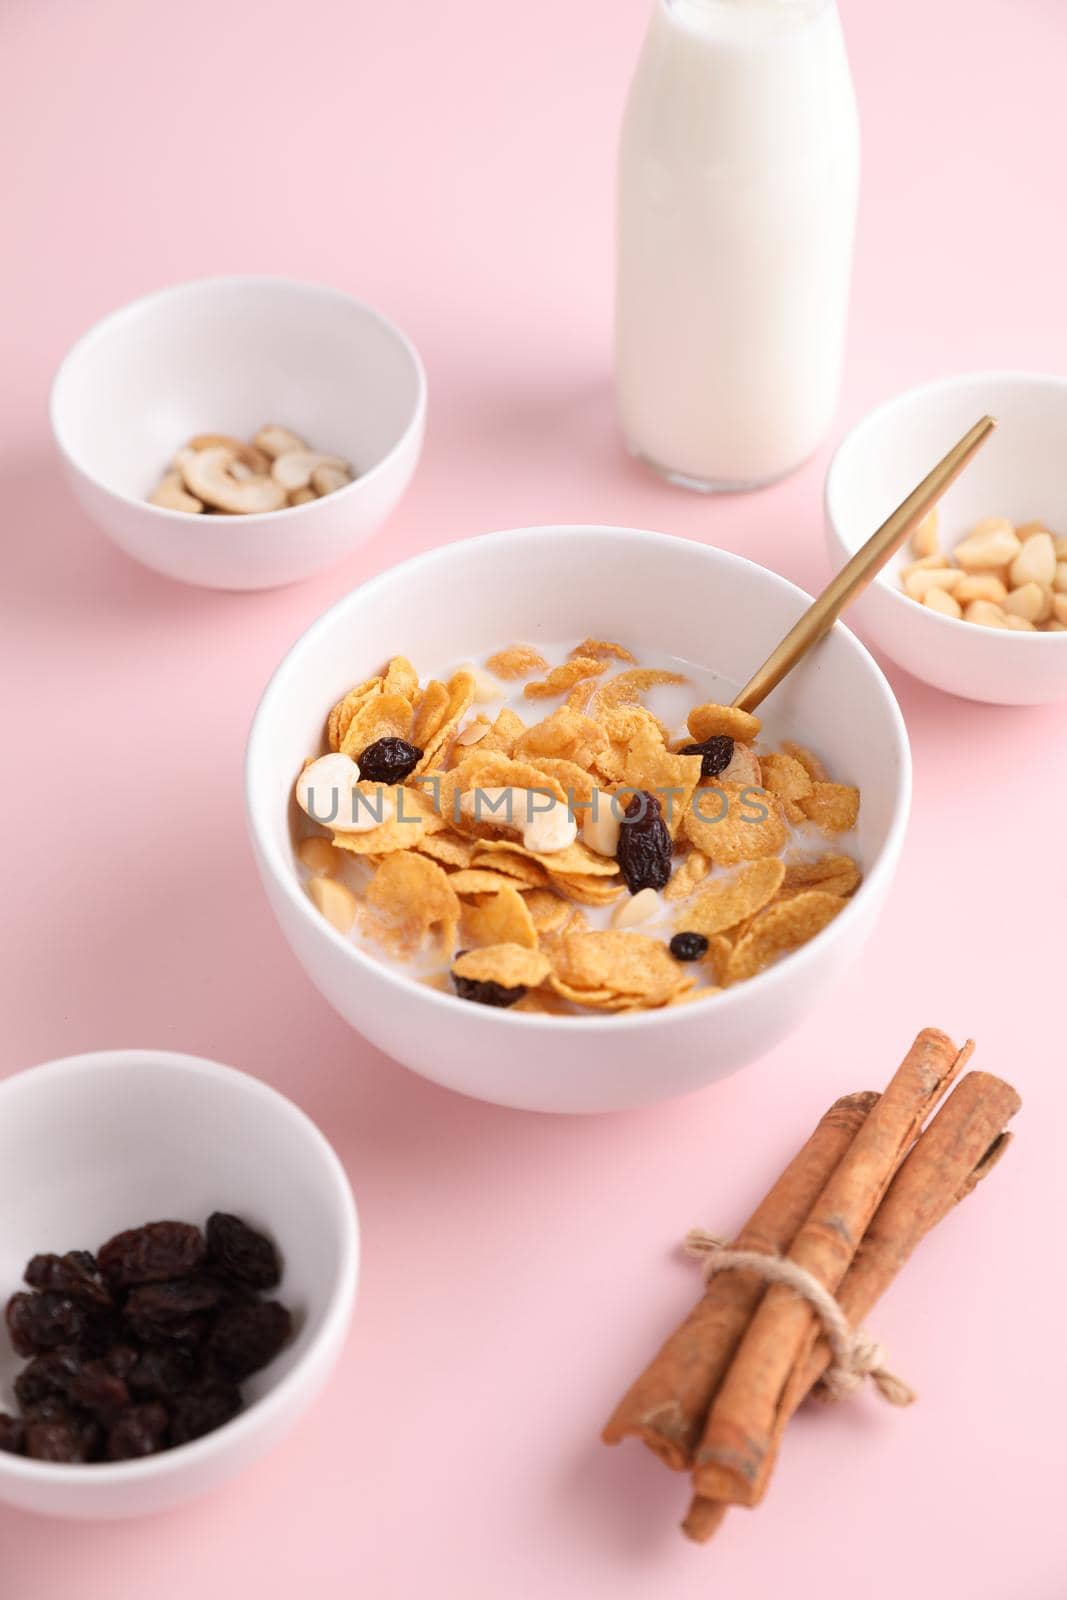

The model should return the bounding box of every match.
[169,1387,242,1447]
[670,931,709,962]
[5,1292,89,1355]
[124,1280,222,1344]
[4,1214,295,1467]
[128,1344,200,1399]
[615,791,672,894]
[102,1344,140,1382]
[452,972,526,1008]
[0,1414,25,1455]
[97,1222,205,1286]
[356,737,423,785]
[680,734,735,779]
[206,1214,281,1291]
[208,1301,292,1380]
[67,1360,132,1423]
[24,1253,113,1307]
[14,1349,82,1409]
[25,1414,102,1464]
[106,1404,169,1461]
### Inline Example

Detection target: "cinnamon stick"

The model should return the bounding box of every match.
[690,1028,969,1507]
[685,1067,1020,1538]
[602,1091,878,1468]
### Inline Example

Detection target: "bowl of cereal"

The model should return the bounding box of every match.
[246,526,911,1114]
[0,1050,358,1518]
[826,372,1067,704]
[50,276,426,591]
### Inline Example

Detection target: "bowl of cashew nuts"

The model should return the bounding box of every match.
[50,276,426,591]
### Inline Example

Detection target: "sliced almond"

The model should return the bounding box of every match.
[923,586,962,619]
[910,508,940,559]
[955,574,1008,605]
[963,599,1010,629]
[308,875,357,933]
[611,887,661,930]
[297,835,345,875]
[1009,531,1056,589]
[953,522,1021,571]
[1003,581,1051,623]
[903,567,962,601]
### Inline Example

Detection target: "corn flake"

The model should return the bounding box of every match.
[664,849,711,902]
[485,645,550,679]
[597,668,687,711]
[513,707,608,769]
[452,944,551,989]
[569,638,636,662]
[382,655,419,702]
[524,658,607,699]
[332,783,441,856]
[781,741,828,783]
[475,707,526,757]
[687,703,761,744]
[448,869,533,898]
[522,888,571,935]
[340,692,415,760]
[780,852,861,899]
[460,885,538,949]
[552,929,684,1002]
[469,848,549,887]
[724,891,844,984]
[362,852,460,956]
[680,857,786,938]
[414,670,476,773]
[798,782,860,835]
[684,782,788,866]
[327,678,382,751]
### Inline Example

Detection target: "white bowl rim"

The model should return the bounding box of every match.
[48,273,428,527]
[0,1048,359,1488]
[245,523,913,1032]
[825,368,1067,642]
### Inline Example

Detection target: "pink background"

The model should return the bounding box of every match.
[2,0,1065,1594]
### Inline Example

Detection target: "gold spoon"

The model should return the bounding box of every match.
[732,415,997,714]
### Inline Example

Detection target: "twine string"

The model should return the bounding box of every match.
[684,1228,916,1407]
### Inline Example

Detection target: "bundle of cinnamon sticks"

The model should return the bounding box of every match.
[602,1028,1020,1543]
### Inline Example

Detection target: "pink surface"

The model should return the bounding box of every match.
[1,0,1065,1593]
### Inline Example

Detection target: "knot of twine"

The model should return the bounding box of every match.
[684,1229,916,1408]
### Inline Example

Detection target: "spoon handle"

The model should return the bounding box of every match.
[732,414,997,715]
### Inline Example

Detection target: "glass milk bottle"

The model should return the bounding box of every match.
[616,0,860,491]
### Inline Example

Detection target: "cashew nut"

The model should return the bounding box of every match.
[289,487,317,506]
[184,434,271,475]
[271,451,351,492]
[311,462,352,496]
[149,471,203,513]
[255,424,310,460]
[180,447,287,514]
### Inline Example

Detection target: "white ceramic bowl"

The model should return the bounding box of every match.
[246,526,911,1114]
[0,1050,358,1519]
[826,372,1067,705]
[50,277,426,591]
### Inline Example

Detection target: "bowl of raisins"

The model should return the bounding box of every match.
[0,1050,358,1518]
